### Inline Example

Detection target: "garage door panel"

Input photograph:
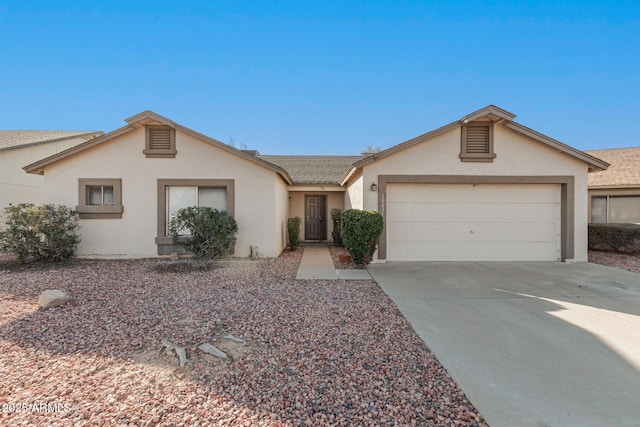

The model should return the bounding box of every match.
[389,202,557,223]
[388,184,559,204]
[386,183,561,261]
[388,241,560,261]
[388,221,558,242]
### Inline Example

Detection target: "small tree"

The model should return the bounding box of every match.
[342,209,384,267]
[0,203,80,263]
[331,208,343,247]
[287,217,301,251]
[169,207,238,259]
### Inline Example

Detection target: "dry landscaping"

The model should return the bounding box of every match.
[0,248,485,426]
[588,250,640,273]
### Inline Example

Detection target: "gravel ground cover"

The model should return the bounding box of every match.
[328,246,358,270]
[0,249,485,426]
[588,250,640,273]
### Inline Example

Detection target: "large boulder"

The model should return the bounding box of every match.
[38,290,71,309]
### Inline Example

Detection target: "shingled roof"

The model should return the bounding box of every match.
[260,155,364,184]
[585,147,640,188]
[0,130,102,151]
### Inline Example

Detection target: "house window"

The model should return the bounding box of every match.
[143,125,176,158]
[591,195,640,223]
[155,179,235,254]
[87,185,114,206]
[77,179,123,219]
[166,186,228,233]
[460,122,496,162]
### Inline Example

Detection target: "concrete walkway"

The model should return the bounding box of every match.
[296,243,371,280]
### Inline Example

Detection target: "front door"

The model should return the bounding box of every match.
[305,195,326,240]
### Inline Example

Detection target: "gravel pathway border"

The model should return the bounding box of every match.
[1,251,485,426]
[588,250,640,273]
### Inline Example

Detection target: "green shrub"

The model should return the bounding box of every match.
[287,216,301,251]
[0,203,80,263]
[331,208,343,247]
[342,209,384,267]
[169,207,238,259]
[588,223,640,254]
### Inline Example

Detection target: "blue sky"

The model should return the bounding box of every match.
[1,1,638,154]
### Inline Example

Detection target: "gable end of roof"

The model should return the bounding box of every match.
[23,111,293,184]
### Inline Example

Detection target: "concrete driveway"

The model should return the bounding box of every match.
[367,262,640,427]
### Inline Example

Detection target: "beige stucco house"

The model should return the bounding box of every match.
[23,106,608,262]
[1,130,103,216]
[585,147,640,224]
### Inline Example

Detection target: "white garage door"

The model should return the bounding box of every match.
[386,183,561,261]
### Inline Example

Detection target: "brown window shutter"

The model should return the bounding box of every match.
[465,125,490,153]
[149,127,173,150]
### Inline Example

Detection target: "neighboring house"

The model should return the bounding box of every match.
[585,147,640,224]
[23,106,608,262]
[0,130,103,216]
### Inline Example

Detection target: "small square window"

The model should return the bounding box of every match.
[77,179,123,219]
[87,185,115,206]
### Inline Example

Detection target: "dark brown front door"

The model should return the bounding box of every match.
[305,195,326,240]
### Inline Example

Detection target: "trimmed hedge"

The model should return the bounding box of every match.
[588,223,640,254]
[169,207,238,259]
[287,217,301,251]
[331,208,343,247]
[0,203,80,263]
[342,209,384,267]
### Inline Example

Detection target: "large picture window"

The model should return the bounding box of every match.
[156,179,234,254]
[166,186,227,233]
[591,195,640,223]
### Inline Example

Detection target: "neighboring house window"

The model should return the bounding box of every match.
[155,179,234,254]
[460,122,496,162]
[77,178,123,219]
[143,125,176,158]
[591,195,640,223]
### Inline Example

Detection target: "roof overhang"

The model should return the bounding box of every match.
[0,131,104,153]
[341,105,609,184]
[23,111,294,185]
[287,184,345,192]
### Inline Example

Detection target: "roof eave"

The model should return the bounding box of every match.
[588,184,640,189]
[0,131,104,153]
[351,121,461,172]
[125,110,178,128]
[24,125,135,174]
[175,125,293,185]
[461,105,516,123]
[22,112,294,184]
[504,122,610,172]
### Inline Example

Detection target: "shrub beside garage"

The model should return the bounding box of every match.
[588,223,640,254]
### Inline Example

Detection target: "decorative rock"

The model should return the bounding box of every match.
[198,343,228,359]
[222,334,245,343]
[37,289,71,308]
[169,252,180,261]
[175,346,187,368]
[161,339,187,367]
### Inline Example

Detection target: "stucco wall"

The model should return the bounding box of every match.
[0,137,88,215]
[273,178,289,255]
[344,170,364,210]
[361,124,590,261]
[40,128,284,257]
